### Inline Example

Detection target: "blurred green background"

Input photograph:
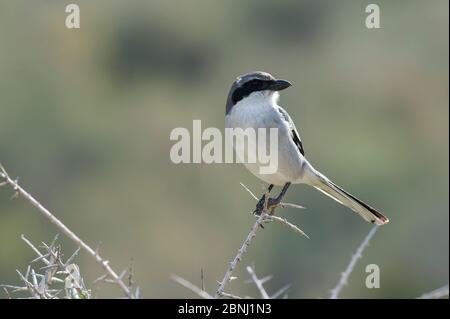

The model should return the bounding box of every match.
[0,0,448,298]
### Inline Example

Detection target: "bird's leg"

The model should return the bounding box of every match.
[254,183,291,215]
[254,184,274,216]
[266,182,291,214]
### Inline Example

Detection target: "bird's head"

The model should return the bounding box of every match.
[226,71,292,114]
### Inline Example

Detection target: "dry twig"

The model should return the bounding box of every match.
[173,265,289,299]
[214,183,306,298]
[214,211,268,298]
[1,235,90,299]
[0,164,135,298]
[329,225,379,299]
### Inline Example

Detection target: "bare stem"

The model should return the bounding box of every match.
[214,183,306,298]
[329,225,379,299]
[214,211,268,298]
[0,164,135,299]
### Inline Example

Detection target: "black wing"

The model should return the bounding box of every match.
[278,106,305,156]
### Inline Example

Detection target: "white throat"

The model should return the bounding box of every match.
[226,91,280,131]
[233,91,280,113]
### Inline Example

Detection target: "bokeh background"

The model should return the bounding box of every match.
[0,0,448,298]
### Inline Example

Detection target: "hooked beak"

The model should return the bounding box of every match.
[269,79,292,91]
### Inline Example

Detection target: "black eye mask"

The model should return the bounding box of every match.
[231,80,271,105]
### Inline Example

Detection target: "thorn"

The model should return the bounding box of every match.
[259,275,273,285]
[0,162,6,174]
[127,258,135,290]
[64,247,81,266]
[118,269,127,280]
[31,253,51,264]
[2,288,11,299]
[94,273,108,283]
[134,287,140,299]
[25,265,31,281]
[271,284,291,299]
[49,234,60,249]
[200,268,205,291]
[10,191,19,200]
[95,242,102,256]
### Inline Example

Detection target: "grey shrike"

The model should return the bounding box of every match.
[225,71,389,225]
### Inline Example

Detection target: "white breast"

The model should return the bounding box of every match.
[225,91,306,185]
[226,92,273,128]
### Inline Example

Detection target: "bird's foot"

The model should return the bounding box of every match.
[253,196,281,216]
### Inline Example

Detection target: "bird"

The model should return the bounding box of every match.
[225,71,389,225]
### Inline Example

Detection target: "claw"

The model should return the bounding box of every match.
[254,196,281,216]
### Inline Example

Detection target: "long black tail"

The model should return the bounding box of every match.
[311,172,389,225]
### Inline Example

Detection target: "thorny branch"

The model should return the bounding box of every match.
[172,183,303,299]
[3,165,447,299]
[214,209,269,298]
[214,183,307,298]
[1,235,89,299]
[172,265,289,299]
[0,164,136,299]
[329,225,380,299]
